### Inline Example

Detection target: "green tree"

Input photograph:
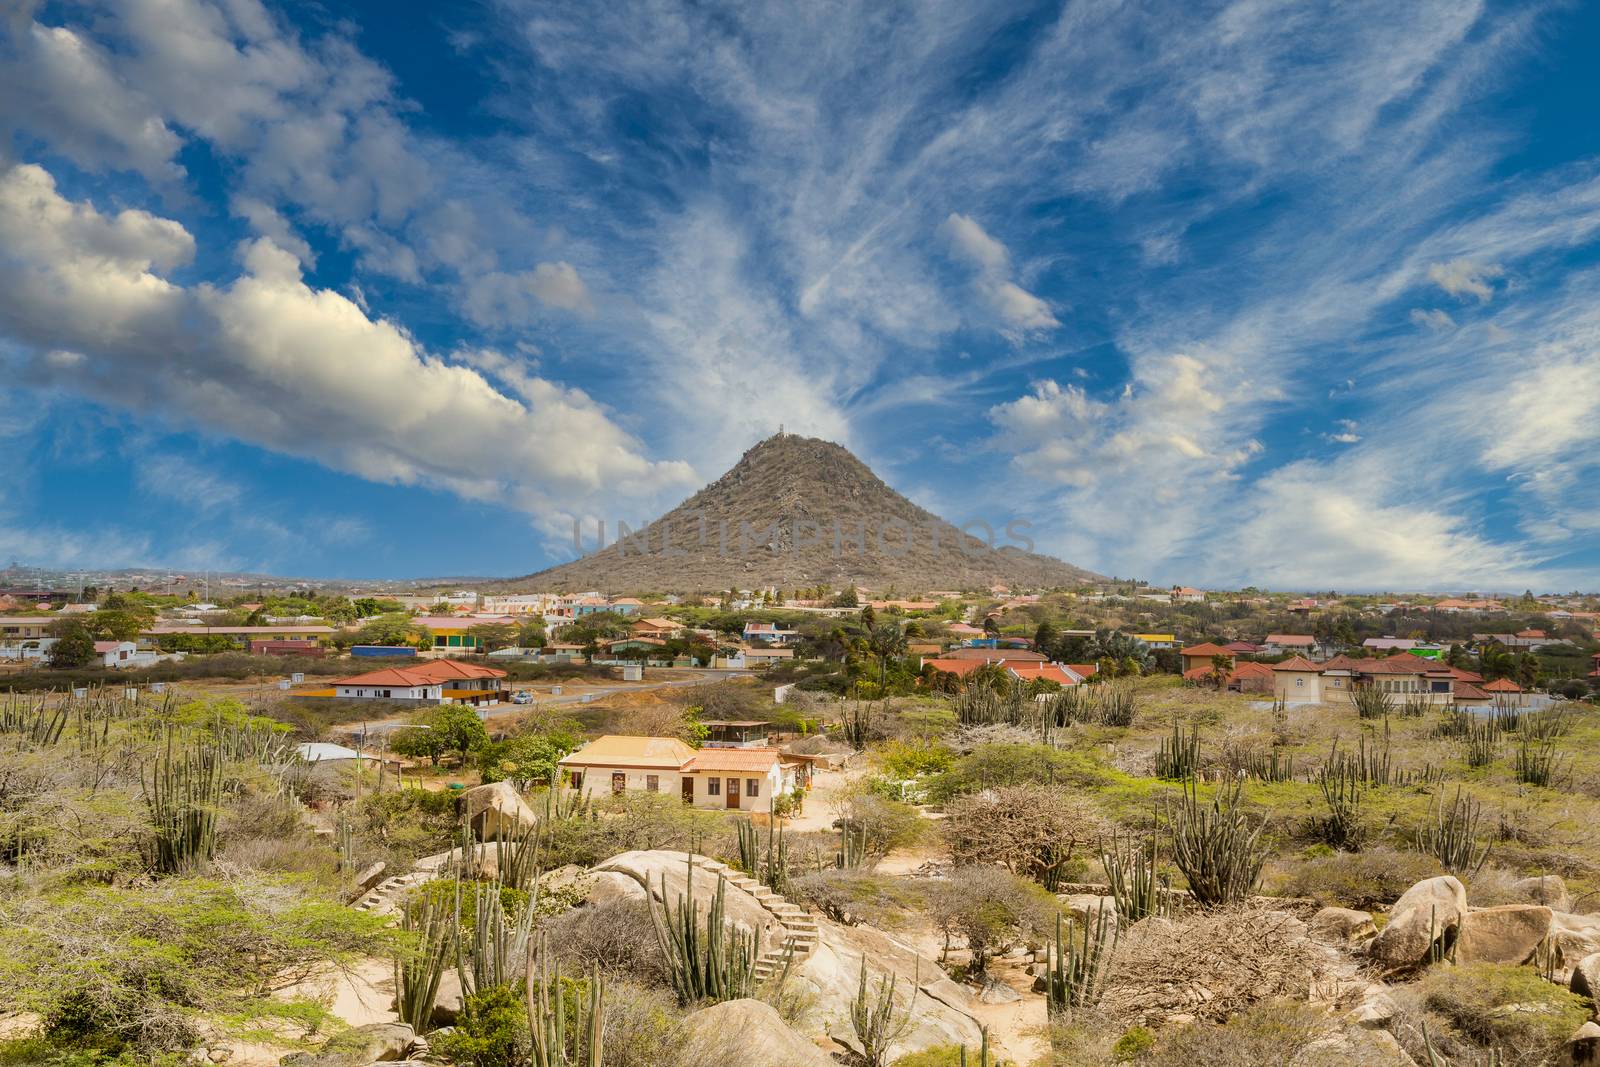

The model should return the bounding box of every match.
[430,704,491,764]
[356,612,429,648]
[46,619,96,668]
[390,725,448,766]
[466,622,518,652]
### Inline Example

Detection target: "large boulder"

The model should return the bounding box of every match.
[1513,874,1573,912]
[1369,876,1468,967]
[1570,952,1600,1002]
[1309,907,1378,948]
[282,1022,417,1066]
[1558,1020,1600,1067]
[676,999,834,1066]
[592,852,785,954]
[1457,905,1554,965]
[1554,913,1600,977]
[461,781,539,840]
[800,922,985,1060]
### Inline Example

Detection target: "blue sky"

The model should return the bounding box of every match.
[1,0,1598,591]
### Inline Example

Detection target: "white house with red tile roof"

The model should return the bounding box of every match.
[331,659,506,704]
[557,735,800,809]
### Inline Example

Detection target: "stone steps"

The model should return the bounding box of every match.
[689,853,821,979]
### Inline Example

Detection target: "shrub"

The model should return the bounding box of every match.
[0,876,391,1054]
[927,742,1109,801]
[1136,1000,1373,1067]
[944,785,1105,890]
[429,984,528,1067]
[1405,962,1590,1067]
[787,869,926,928]
[1101,910,1337,1025]
[927,866,1059,975]
[544,898,669,985]
[1270,847,1444,908]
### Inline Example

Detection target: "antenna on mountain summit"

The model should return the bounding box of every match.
[777,423,784,437]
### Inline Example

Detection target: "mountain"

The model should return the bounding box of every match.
[511,434,1102,593]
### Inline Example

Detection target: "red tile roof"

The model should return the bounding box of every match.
[1453,682,1489,700]
[1272,656,1321,672]
[1265,634,1316,645]
[1481,678,1523,692]
[686,748,787,772]
[1180,643,1233,657]
[1006,663,1085,686]
[333,659,506,687]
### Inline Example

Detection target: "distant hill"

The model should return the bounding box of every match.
[511,434,1102,594]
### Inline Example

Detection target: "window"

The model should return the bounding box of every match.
[746,778,759,798]
[1295,678,1304,688]
[706,777,721,796]
[646,775,659,792]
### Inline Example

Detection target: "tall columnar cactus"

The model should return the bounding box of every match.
[1100,832,1171,922]
[1416,786,1492,875]
[738,800,790,891]
[0,694,67,745]
[1166,778,1265,907]
[1461,714,1501,768]
[1513,738,1568,787]
[648,854,758,1005]
[495,817,544,892]
[1154,720,1199,781]
[526,935,604,1067]
[1316,751,1366,851]
[1043,907,1117,1018]
[958,1028,993,1067]
[394,886,456,1033]
[142,730,225,874]
[1352,686,1393,720]
[849,955,919,1067]
[836,821,868,870]
[1096,683,1136,728]
[458,879,535,997]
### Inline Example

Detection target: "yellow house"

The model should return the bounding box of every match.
[557,735,800,809]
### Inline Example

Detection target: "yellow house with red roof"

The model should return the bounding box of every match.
[557,735,801,809]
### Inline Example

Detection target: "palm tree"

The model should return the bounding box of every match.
[866,623,908,692]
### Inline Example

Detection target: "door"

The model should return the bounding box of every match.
[681,777,694,805]
[611,771,626,795]
[726,776,740,809]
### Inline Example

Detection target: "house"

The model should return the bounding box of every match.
[1004,663,1091,687]
[743,622,801,646]
[143,624,335,649]
[1273,653,1461,706]
[480,594,558,616]
[535,642,588,664]
[1129,633,1178,650]
[412,615,518,652]
[556,735,801,809]
[1481,678,1532,706]
[1223,641,1262,655]
[1434,598,1503,613]
[0,637,55,663]
[716,647,795,670]
[94,641,156,668]
[609,598,644,615]
[1262,634,1319,657]
[1187,660,1275,692]
[1364,638,1418,653]
[945,622,985,639]
[1170,586,1206,602]
[0,616,55,642]
[1473,631,1565,651]
[938,647,1048,663]
[632,617,685,640]
[330,659,507,704]
[1179,642,1234,675]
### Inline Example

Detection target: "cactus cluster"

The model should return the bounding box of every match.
[1166,778,1265,907]
[648,854,758,1005]
[849,955,918,1067]
[526,935,604,1067]
[1100,832,1172,923]
[1415,785,1492,875]
[1460,714,1501,768]
[1315,749,1366,851]
[1043,907,1117,1018]
[1154,720,1199,781]
[142,730,224,874]
[1352,686,1393,720]
[736,800,790,892]
[394,885,456,1032]
[1513,738,1569,787]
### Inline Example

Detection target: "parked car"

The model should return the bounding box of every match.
[511,690,533,704]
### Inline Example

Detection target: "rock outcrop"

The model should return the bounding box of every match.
[461,781,539,840]
[677,999,835,1066]
[1309,907,1377,948]
[1457,904,1554,965]
[1369,876,1468,967]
